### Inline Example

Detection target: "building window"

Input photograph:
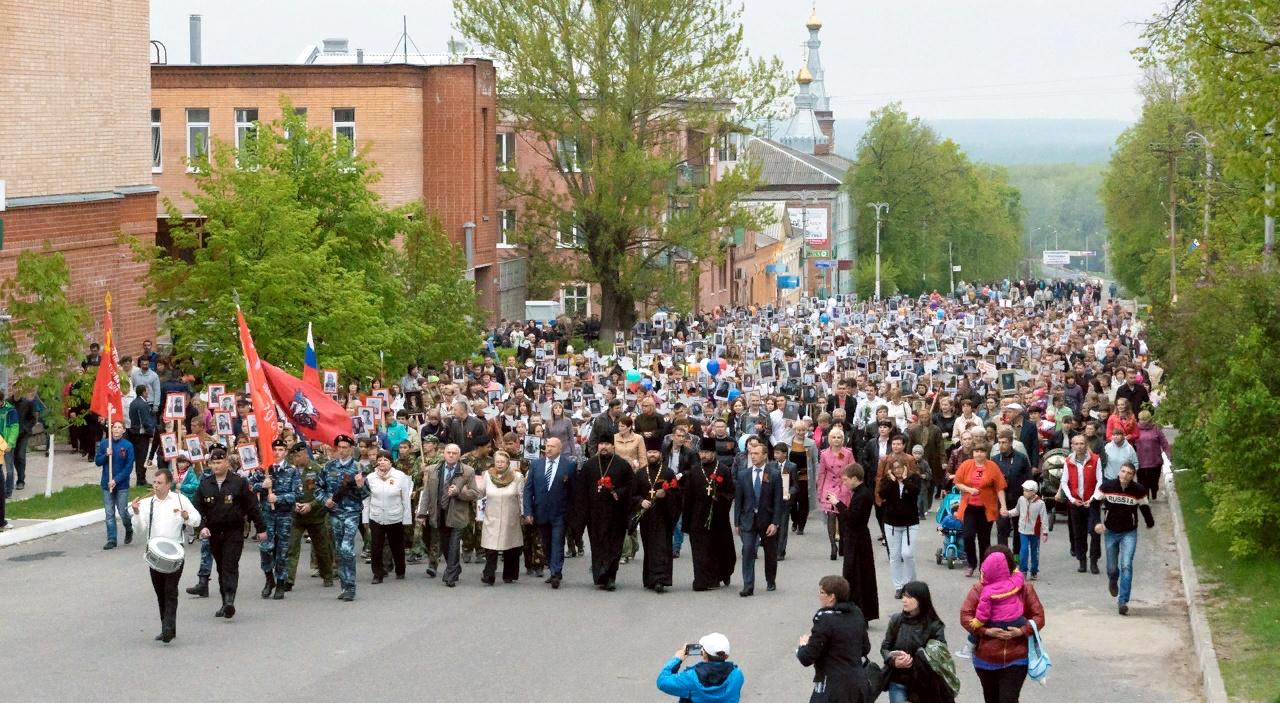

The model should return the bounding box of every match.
[234,108,259,166]
[556,137,586,173]
[556,214,586,249]
[499,208,517,247]
[496,133,516,171]
[151,109,162,173]
[333,108,356,158]
[561,284,589,317]
[186,108,209,170]
[717,132,742,162]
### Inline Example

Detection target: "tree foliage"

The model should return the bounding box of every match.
[139,102,481,386]
[0,245,90,429]
[845,104,1025,295]
[456,0,788,338]
[1006,162,1107,264]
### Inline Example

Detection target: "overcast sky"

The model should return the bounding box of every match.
[152,0,1166,122]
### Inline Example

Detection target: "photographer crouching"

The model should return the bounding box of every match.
[656,632,744,703]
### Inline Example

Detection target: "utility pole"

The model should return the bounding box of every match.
[1186,131,1213,261]
[1266,120,1275,270]
[868,202,889,301]
[948,240,955,295]
[1167,124,1179,304]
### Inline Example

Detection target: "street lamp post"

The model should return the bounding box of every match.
[868,202,889,301]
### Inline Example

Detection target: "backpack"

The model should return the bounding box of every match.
[1026,620,1051,684]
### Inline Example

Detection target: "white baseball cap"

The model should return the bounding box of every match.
[698,632,731,657]
[1021,479,1038,491]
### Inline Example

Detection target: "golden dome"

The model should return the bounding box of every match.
[797,66,813,84]
[806,9,822,30]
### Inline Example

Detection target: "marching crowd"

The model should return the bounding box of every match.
[44,276,1167,702]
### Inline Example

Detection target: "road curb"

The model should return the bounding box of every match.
[0,509,103,548]
[1163,470,1230,703]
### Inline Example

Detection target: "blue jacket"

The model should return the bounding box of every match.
[523,456,577,525]
[96,436,135,491]
[657,657,743,703]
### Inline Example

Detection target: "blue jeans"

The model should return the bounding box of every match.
[887,682,909,703]
[102,488,132,543]
[1019,534,1041,575]
[672,515,684,554]
[1105,528,1138,605]
[3,449,15,497]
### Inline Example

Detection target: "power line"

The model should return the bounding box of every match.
[825,73,1141,101]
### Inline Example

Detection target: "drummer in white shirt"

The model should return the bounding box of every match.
[131,468,201,643]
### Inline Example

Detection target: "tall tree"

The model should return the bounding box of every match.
[456,0,787,338]
[139,102,480,385]
[0,245,91,429]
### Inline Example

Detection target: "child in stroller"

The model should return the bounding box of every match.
[935,488,966,569]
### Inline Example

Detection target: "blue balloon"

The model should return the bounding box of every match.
[727,388,742,401]
[819,313,831,324]
[641,378,653,391]
[707,360,720,377]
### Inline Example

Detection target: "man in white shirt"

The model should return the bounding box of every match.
[131,468,201,643]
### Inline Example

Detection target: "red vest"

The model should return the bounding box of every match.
[1063,452,1101,503]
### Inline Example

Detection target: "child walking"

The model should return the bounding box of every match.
[1006,479,1048,580]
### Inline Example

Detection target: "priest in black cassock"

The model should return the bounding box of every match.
[682,436,737,591]
[574,433,635,591]
[632,441,681,593]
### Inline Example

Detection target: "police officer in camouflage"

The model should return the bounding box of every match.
[285,442,335,589]
[314,434,369,601]
[462,442,494,564]
[249,438,301,600]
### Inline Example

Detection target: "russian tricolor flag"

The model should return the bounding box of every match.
[302,322,321,389]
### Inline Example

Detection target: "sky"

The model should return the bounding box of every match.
[151,0,1169,122]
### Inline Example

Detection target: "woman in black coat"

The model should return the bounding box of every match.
[829,462,879,622]
[880,580,953,703]
[797,575,872,703]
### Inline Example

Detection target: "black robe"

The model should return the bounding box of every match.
[630,461,681,589]
[836,482,879,622]
[681,459,737,589]
[574,453,635,586]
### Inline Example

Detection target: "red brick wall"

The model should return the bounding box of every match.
[0,192,158,363]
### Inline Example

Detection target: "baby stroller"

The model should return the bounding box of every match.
[934,488,966,569]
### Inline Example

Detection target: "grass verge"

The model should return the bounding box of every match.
[6,484,151,521]
[1175,471,1280,703]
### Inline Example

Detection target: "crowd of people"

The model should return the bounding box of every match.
[58,276,1168,702]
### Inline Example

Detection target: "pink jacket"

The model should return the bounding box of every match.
[816,447,853,513]
[972,552,1026,627]
[1133,422,1169,469]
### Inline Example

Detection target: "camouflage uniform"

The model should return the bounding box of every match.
[249,463,300,586]
[416,458,443,569]
[397,454,427,561]
[314,457,370,596]
[462,452,492,563]
[511,457,545,572]
[287,460,334,587]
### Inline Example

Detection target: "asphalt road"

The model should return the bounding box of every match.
[1,493,1199,702]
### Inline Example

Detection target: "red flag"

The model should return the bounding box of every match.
[89,294,124,424]
[261,361,352,446]
[236,308,279,463]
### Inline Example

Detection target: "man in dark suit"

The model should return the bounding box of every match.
[522,436,576,588]
[733,443,785,597]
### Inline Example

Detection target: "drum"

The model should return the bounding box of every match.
[145,537,185,574]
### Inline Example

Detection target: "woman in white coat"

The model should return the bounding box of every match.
[363,450,413,583]
[480,450,525,585]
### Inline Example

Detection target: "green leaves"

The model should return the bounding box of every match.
[457,0,787,336]
[846,103,1024,295]
[138,98,480,386]
[0,244,90,430]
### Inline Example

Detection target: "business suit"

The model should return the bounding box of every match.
[734,460,786,594]
[522,454,577,583]
[415,461,482,586]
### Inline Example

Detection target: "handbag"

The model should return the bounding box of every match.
[1026,620,1051,684]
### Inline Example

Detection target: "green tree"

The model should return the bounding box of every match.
[139,101,480,385]
[847,103,1023,296]
[456,0,788,339]
[0,245,91,430]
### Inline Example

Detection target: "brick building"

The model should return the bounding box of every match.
[0,0,158,377]
[149,52,502,313]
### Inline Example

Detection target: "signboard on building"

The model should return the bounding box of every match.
[765,263,786,273]
[787,207,828,247]
[777,275,801,289]
[814,260,837,269]
[806,248,830,258]
[1042,250,1071,266]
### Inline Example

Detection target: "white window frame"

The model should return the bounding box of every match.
[497,132,516,171]
[560,284,589,317]
[556,215,585,249]
[498,208,517,248]
[234,108,259,166]
[185,108,210,172]
[151,108,162,173]
[556,137,581,173]
[333,108,356,158]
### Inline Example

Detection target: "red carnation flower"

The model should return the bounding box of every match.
[714,474,724,484]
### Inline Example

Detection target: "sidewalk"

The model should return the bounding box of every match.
[8,442,104,502]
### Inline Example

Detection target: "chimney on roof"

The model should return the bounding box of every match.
[356,48,364,64]
[322,38,349,55]
[189,15,201,65]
